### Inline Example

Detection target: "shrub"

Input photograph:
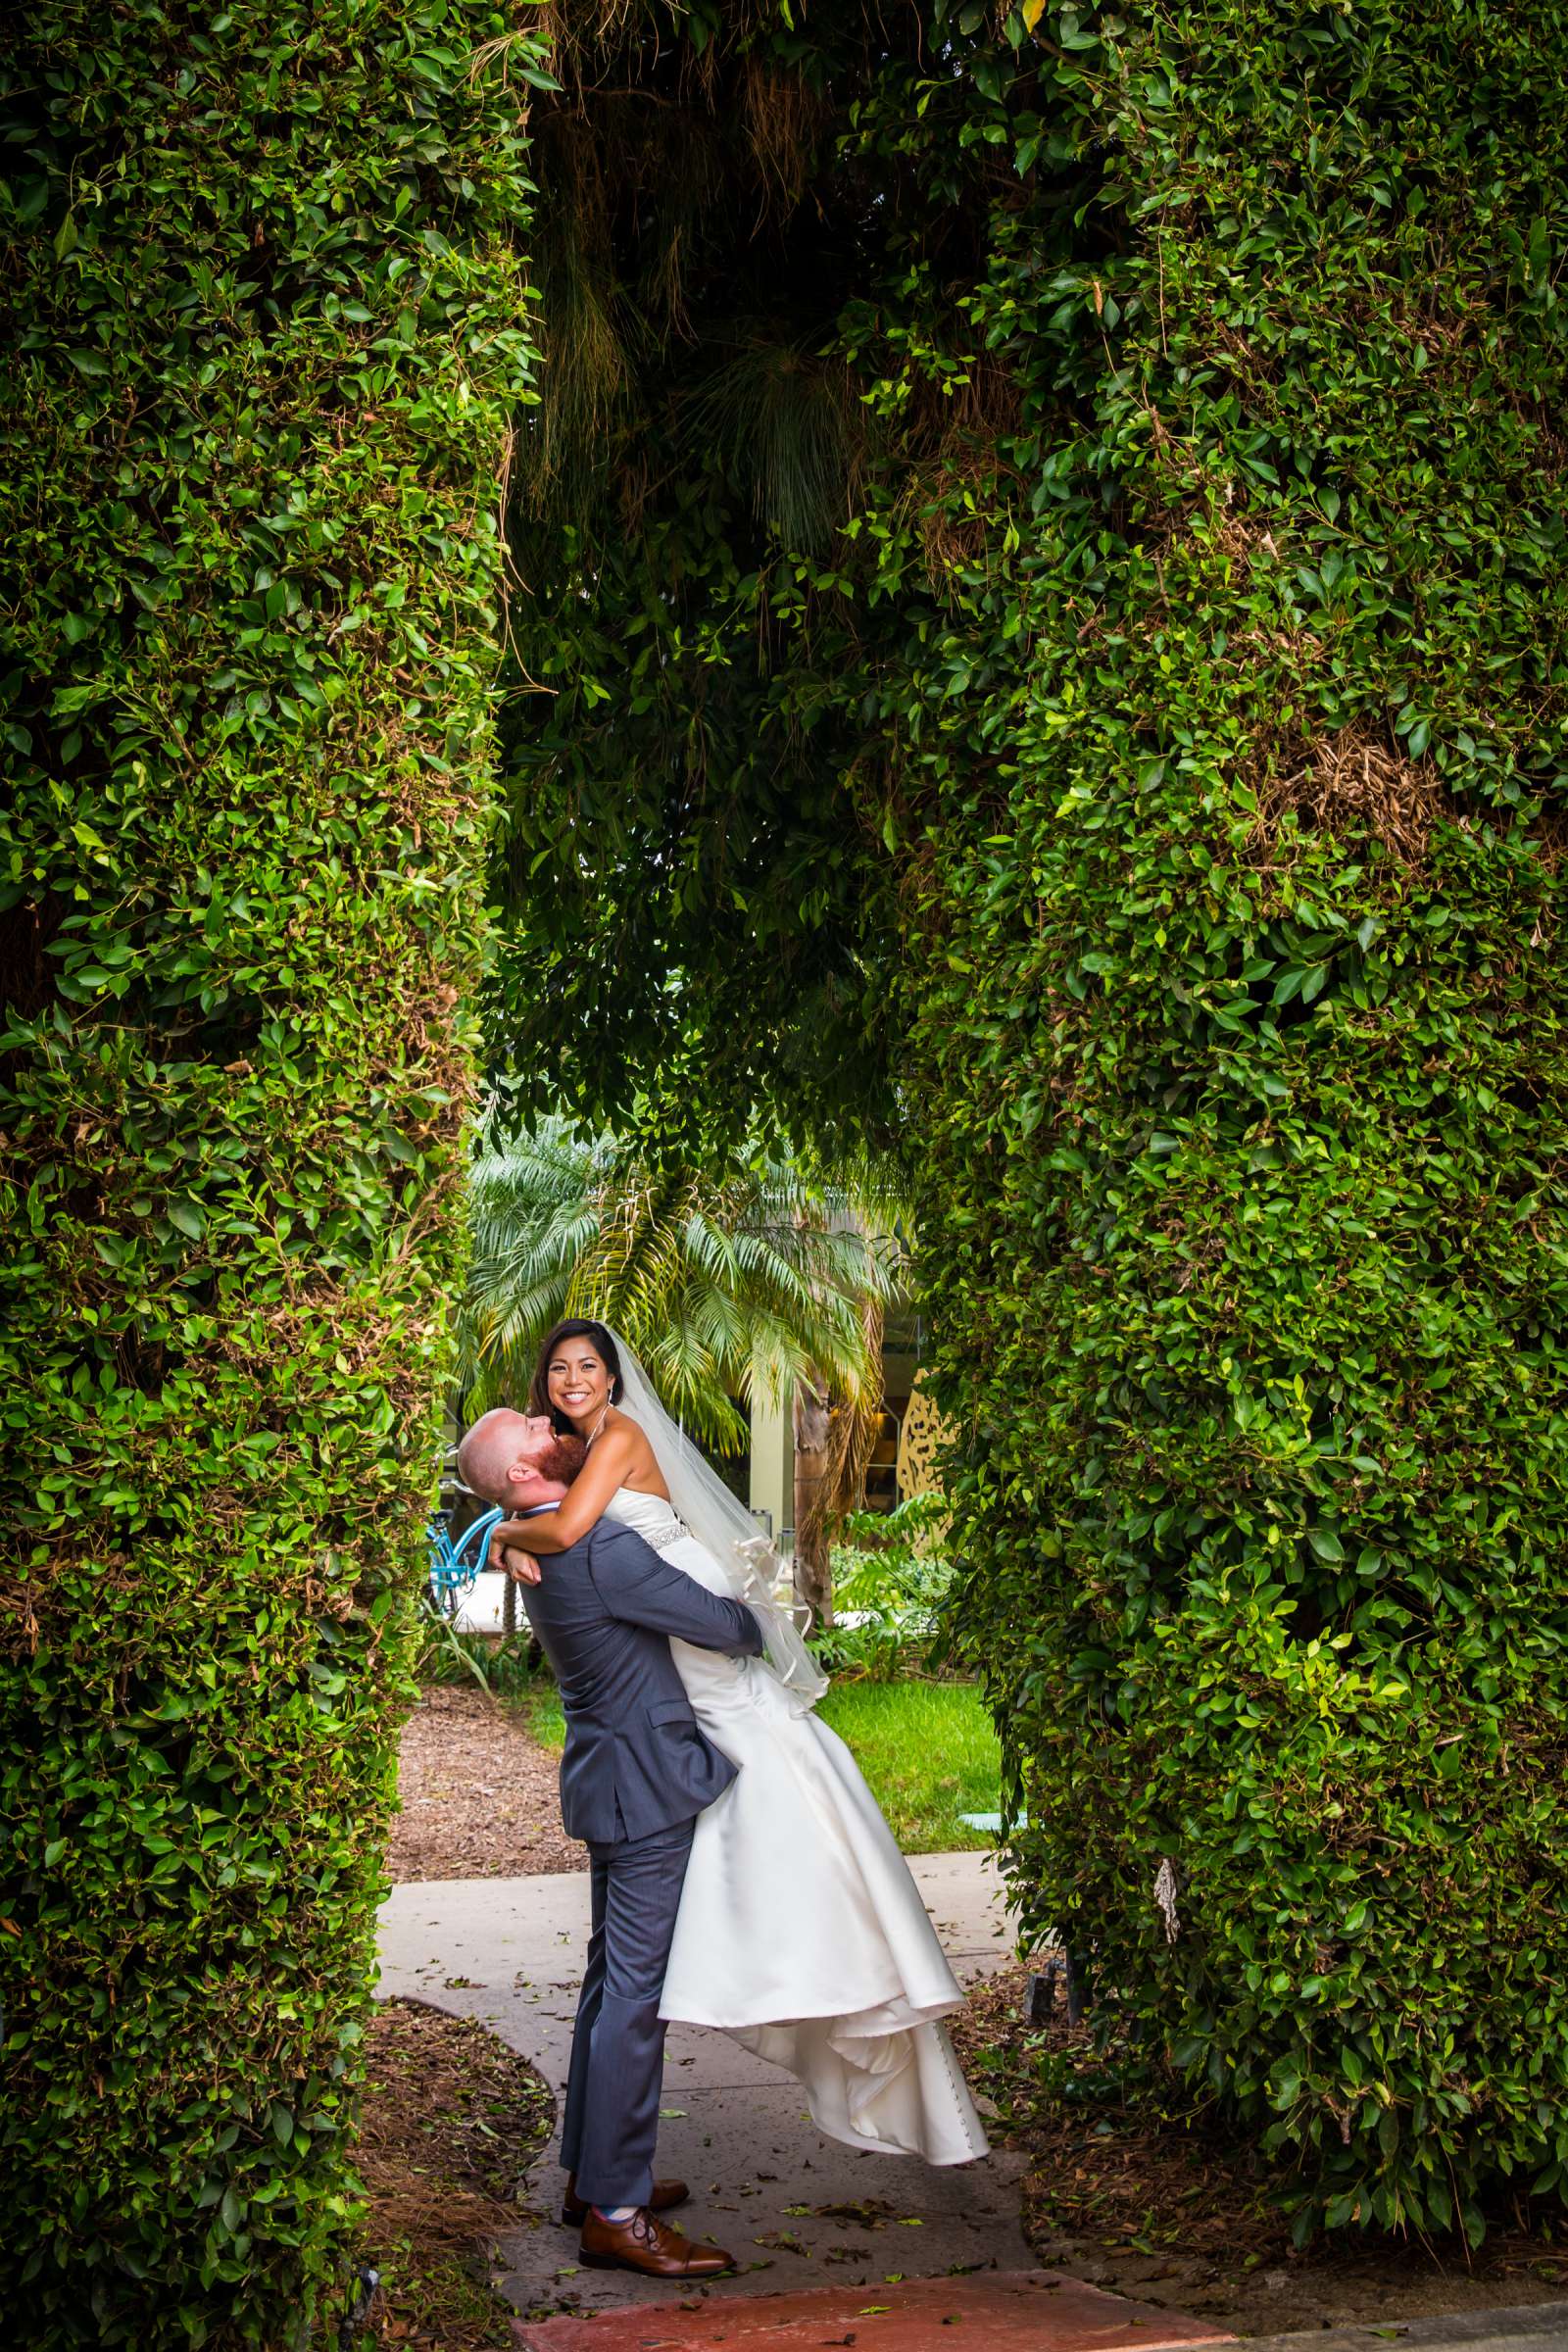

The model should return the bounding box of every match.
[817,1496,955,1681]
[416,1612,545,1702]
[893,0,1568,2241]
[0,4,538,2338]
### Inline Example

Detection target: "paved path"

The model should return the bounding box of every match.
[376,1864,1568,2352]
[452,1567,518,1634]
[514,2273,1237,2350]
[378,1852,1039,2324]
[1243,2311,1568,2352]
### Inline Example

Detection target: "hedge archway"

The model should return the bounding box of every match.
[6,3,1568,2338]
[495,0,1568,2241]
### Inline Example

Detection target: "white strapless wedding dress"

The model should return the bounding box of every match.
[601,1486,989,2167]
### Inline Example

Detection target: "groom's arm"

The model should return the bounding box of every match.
[586,1523,764,1656]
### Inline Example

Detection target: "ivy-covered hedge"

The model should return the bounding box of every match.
[0,5,537,2338]
[894,0,1568,2237]
[490,0,1568,2240]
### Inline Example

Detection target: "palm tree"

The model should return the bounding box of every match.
[458,1117,901,1464]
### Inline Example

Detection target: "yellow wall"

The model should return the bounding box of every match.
[748,1377,794,1538]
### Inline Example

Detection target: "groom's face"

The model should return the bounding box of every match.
[511,1416,587,1491]
[513,1414,560,1480]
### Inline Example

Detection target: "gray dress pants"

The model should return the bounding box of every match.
[559,1814,696,2210]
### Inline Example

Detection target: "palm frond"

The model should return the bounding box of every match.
[457,1117,897,1443]
[679,332,867,552]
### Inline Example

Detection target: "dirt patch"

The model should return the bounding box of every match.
[391,1688,582,1883]
[952,1966,1568,2339]
[359,1998,555,2347]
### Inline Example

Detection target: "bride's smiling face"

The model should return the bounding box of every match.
[547,1341,612,1429]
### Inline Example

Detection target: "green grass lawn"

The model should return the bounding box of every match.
[510,1671,1000,1854]
[517,1678,565,1751]
[815,1678,1001,1853]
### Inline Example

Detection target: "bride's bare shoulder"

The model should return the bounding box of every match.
[606,1406,668,1496]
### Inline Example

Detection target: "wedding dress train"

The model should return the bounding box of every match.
[601,1486,989,2167]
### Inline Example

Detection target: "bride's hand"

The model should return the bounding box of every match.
[489,1524,543,1584]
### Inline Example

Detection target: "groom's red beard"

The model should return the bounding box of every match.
[527,1433,588,1486]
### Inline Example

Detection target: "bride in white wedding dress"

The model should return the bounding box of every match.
[490,1318,988,2169]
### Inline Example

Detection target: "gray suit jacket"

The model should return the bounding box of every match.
[519,1517,764,1846]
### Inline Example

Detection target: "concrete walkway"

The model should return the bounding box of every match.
[1243,2311,1568,2352]
[377,1852,1040,2323]
[376,1863,1568,2352]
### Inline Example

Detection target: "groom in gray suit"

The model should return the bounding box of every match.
[457,1408,763,2279]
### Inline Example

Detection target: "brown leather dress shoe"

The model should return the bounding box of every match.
[561,2174,689,2227]
[578,2205,736,2278]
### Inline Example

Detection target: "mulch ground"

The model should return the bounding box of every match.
[359,1999,555,2347]
[390,1688,582,1883]
[951,1965,1568,2338]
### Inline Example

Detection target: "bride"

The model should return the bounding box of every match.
[485,1316,988,2168]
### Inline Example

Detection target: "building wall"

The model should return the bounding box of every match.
[747,1327,924,1535]
[748,1380,795,1539]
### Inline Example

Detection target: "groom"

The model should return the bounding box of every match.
[457,1407,763,2279]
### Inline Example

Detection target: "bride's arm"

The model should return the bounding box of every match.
[488,1422,643,1566]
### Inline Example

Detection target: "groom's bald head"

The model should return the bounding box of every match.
[458,1408,587,1503]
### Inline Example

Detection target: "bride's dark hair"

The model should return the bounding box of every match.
[529,1318,624,1434]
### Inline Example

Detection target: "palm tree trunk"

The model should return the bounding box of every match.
[793,1373,835,1627]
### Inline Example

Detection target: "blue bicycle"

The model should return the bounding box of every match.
[425,1497,506,1617]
